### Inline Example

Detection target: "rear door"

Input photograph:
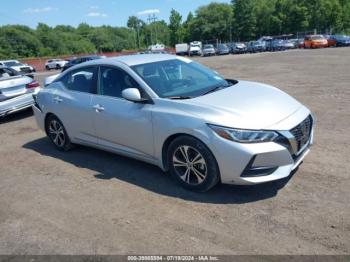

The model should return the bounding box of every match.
[51,66,98,144]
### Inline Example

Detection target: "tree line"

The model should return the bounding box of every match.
[1,0,349,59]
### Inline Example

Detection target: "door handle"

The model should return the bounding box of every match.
[53,96,63,103]
[93,104,105,112]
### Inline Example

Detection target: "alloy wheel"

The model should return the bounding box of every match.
[172,145,207,185]
[48,120,65,147]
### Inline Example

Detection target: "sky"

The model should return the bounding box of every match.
[0,0,231,28]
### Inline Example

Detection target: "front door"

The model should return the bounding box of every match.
[92,65,154,159]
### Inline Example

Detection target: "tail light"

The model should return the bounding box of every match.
[26,80,40,89]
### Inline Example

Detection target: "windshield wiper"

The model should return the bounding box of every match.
[167,96,193,100]
[201,84,230,96]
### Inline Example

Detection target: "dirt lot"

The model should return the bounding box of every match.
[0,48,349,255]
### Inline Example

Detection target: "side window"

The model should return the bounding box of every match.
[61,66,97,93]
[98,66,139,98]
[0,68,16,77]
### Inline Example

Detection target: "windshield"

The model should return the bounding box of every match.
[311,35,325,40]
[335,35,349,40]
[131,59,231,98]
[203,45,213,49]
[4,61,23,67]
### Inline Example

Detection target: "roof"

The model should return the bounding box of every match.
[94,54,179,67]
[0,60,19,63]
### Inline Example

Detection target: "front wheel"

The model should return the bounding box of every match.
[46,115,73,151]
[167,136,220,192]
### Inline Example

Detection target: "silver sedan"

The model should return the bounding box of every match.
[33,54,314,191]
[0,66,40,117]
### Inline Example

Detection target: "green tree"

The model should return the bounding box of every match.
[189,3,233,42]
[169,9,184,46]
[232,0,257,41]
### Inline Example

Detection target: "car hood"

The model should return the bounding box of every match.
[175,80,303,130]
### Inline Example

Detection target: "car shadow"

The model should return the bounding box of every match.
[23,137,297,204]
[0,108,33,124]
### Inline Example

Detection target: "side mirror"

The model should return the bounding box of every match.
[122,88,144,103]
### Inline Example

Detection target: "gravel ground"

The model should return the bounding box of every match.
[0,48,349,255]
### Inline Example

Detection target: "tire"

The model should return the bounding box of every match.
[46,65,50,71]
[167,136,220,192]
[55,64,61,70]
[45,115,73,151]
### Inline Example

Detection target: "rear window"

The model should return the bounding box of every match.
[4,61,22,67]
[0,68,17,78]
[311,35,325,40]
[60,66,97,93]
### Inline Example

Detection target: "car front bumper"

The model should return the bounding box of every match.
[203,51,216,56]
[209,109,314,185]
[0,88,39,117]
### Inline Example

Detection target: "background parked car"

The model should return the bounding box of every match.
[297,39,305,48]
[289,39,299,48]
[325,35,337,47]
[216,44,230,55]
[0,60,35,74]
[247,41,266,53]
[282,40,296,49]
[62,55,105,71]
[265,39,283,51]
[45,59,68,70]
[202,44,216,56]
[304,35,328,48]
[230,42,247,54]
[329,35,350,47]
[0,66,40,117]
[175,43,189,56]
[189,41,202,56]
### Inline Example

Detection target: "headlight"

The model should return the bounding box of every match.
[208,124,278,143]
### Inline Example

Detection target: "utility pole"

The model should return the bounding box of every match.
[147,13,158,45]
[137,21,141,49]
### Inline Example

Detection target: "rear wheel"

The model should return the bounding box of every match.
[167,136,220,192]
[46,115,73,151]
[46,65,50,70]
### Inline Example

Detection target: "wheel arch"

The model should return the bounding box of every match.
[161,132,216,172]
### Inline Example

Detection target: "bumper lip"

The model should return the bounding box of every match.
[0,94,38,117]
[0,102,33,117]
[237,145,311,185]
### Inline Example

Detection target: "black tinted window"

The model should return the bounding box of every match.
[1,68,15,77]
[98,66,138,98]
[61,67,96,93]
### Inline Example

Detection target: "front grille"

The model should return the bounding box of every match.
[290,115,313,154]
[20,67,31,73]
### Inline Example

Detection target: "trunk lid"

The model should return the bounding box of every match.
[0,76,32,101]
